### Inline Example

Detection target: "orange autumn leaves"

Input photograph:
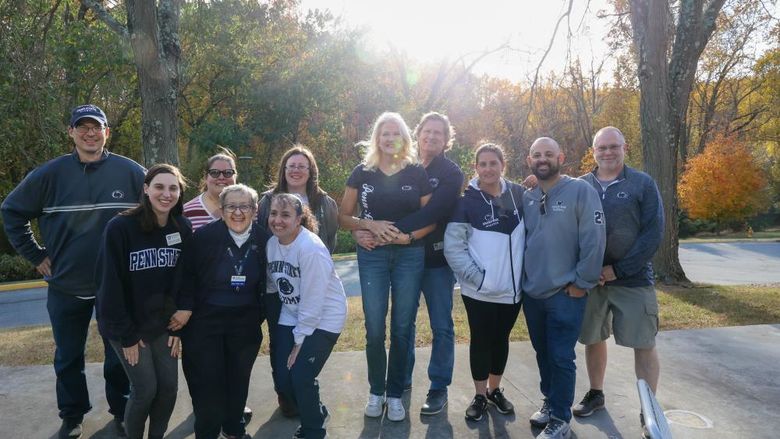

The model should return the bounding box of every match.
[679,134,770,228]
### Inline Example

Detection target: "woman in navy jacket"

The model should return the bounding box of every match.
[174,184,268,439]
[444,144,525,423]
[96,164,191,439]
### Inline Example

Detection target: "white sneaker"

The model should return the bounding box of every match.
[364,393,385,418]
[386,397,406,421]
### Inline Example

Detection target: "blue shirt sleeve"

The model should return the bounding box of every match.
[395,160,463,233]
[613,177,664,279]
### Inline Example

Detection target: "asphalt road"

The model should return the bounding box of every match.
[1,242,778,329]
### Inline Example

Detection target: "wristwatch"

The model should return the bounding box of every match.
[408,232,416,244]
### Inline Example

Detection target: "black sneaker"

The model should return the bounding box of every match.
[58,419,82,439]
[113,416,126,437]
[572,389,605,417]
[465,394,488,422]
[293,404,330,438]
[529,399,551,427]
[420,389,448,416]
[536,416,571,439]
[243,405,253,424]
[278,392,299,418]
[487,387,514,414]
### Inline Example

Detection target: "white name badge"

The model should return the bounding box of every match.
[165,232,182,246]
[231,275,247,288]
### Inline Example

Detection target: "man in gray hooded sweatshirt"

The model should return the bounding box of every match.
[521,137,606,439]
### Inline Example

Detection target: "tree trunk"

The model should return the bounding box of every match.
[126,0,180,166]
[629,0,726,283]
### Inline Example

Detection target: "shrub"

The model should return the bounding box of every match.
[0,254,39,282]
[334,229,356,255]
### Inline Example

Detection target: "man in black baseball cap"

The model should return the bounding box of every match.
[2,104,146,438]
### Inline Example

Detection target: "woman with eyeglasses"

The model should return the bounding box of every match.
[256,145,339,417]
[96,164,190,439]
[257,145,338,253]
[183,149,238,231]
[266,193,346,439]
[338,112,434,421]
[443,143,525,423]
[175,184,268,439]
[181,149,256,424]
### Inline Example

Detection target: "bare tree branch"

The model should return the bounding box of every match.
[518,0,575,142]
[80,0,129,40]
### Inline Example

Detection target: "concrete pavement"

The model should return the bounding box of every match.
[678,241,780,285]
[1,324,779,438]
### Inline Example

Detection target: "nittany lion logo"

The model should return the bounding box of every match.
[277,278,295,296]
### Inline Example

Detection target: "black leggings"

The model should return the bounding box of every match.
[462,295,521,381]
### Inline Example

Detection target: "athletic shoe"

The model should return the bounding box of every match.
[536,416,571,439]
[529,399,551,427]
[113,416,126,437]
[572,389,605,417]
[386,397,406,421]
[58,419,82,439]
[292,404,330,438]
[487,387,514,414]
[465,394,488,422]
[278,393,299,418]
[364,393,385,418]
[243,405,253,424]
[420,389,448,415]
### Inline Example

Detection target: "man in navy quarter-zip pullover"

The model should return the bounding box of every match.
[572,126,664,419]
[2,105,144,439]
[522,137,605,439]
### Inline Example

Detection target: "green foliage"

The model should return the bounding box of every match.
[0,254,38,282]
[0,0,778,252]
[334,229,356,255]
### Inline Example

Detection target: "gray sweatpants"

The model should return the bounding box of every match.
[110,333,178,439]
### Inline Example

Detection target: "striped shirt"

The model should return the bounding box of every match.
[183,194,220,231]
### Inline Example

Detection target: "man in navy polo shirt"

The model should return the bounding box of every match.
[2,105,145,439]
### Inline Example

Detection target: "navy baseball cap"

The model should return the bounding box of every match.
[69,104,108,127]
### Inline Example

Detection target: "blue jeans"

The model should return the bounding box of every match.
[358,245,424,398]
[47,288,129,421]
[406,265,455,391]
[273,326,339,439]
[523,289,587,422]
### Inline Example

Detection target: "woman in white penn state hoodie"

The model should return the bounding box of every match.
[266,193,347,439]
[444,143,525,422]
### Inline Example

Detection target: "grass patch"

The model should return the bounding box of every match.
[2,284,779,366]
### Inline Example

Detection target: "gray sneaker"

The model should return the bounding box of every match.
[572,389,605,417]
[536,416,571,439]
[529,399,551,427]
[420,389,448,415]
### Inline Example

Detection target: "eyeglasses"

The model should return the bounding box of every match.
[222,204,255,213]
[285,165,310,171]
[74,125,105,135]
[207,169,236,178]
[539,192,547,215]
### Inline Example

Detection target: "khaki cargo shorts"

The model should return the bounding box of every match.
[578,284,658,349]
